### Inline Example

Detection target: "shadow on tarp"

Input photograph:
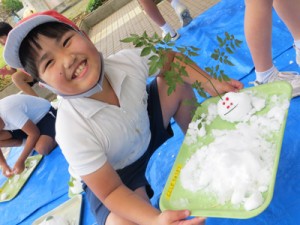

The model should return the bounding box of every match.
[1,0,300,224]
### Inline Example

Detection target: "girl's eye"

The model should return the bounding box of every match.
[63,36,72,47]
[44,59,53,70]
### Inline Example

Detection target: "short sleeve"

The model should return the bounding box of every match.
[55,103,107,177]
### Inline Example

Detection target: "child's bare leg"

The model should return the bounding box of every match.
[106,186,149,225]
[273,0,300,40]
[34,135,57,155]
[244,0,273,72]
[138,0,166,26]
[0,130,22,147]
[157,76,196,134]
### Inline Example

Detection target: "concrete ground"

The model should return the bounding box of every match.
[89,0,219,57]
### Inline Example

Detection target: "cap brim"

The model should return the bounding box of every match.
[3,15,58,69]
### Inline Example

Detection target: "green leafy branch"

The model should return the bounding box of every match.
[121,31,242,100]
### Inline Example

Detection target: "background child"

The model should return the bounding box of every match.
[4,10,243,225]
[138,0,193,41]
[0,21,39,97]
[0,94,57,177]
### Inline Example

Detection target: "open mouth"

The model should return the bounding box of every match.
[72,60,87,79]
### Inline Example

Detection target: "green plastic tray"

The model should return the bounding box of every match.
[32,194,83,225]
[0,154,43,202]
[160,81,292,219]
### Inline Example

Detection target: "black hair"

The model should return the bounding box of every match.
[0,22,13,37]
[19,22,75,81]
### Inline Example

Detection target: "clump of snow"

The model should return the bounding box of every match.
[0,193,8,201]
[69,176,83,195]
[40,215,69,225]
[180,91,289,211]
[217,92,253,122]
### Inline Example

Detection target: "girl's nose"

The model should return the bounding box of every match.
[63,54,76,69]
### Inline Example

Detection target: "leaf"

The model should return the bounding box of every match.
[226,47,234,54]
[224,59,234,66]
[141,47,152,56]
[225,32,230,40]
[188,50,198,57]
[217,35,224,46]
[120,37,136,43]
[68,181,74,187]
[205,67,212,73]
[149,55,159,61]
[149,63,158,75]
[235,39,243,47]
[190,46,200,51]
[135,42,144,47]
[176,47,186,53]
[211,53,218,60]
[163,33,171,42]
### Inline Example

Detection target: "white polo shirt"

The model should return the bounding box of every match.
[56,49,157,177]
[0,94,51,130]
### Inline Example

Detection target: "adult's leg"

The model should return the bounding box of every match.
[244,0,274,72]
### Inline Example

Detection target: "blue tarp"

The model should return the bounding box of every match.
[1,0,300,224]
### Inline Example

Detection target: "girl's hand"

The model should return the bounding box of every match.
[156,210,206,225]
[1,164,14,178]
[204,78,244,97]
[13,160,26,174]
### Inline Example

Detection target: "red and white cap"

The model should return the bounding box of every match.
[4,10,80,69]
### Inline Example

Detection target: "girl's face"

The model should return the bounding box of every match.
[0,35,7,46]
[35,29,101,96]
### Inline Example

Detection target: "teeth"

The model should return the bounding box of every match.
[74,62,86,77]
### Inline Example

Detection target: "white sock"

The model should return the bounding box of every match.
[160,23,176,37]
[170,0,184,10]
[255,65,276,83]
[294,40,300,49]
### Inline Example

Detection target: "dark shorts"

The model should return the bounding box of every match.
[84,77,174,225]
[9,107,57,140]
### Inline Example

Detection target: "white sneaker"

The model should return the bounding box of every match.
[174,5,193,27]
[162,31,180,41]
[251,68,300,97]
[294,44,300,66]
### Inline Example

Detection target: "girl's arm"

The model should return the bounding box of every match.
[0,148,13,177]
[13,120,40,174]
[82,161,204,225]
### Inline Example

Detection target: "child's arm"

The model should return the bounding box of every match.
[158,51,244,96]
[0,148,13,177]
[13,120,40,174]
[82,161,205,225]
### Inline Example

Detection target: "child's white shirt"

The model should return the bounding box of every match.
[56,49,156,177]
[0,94,51,130]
